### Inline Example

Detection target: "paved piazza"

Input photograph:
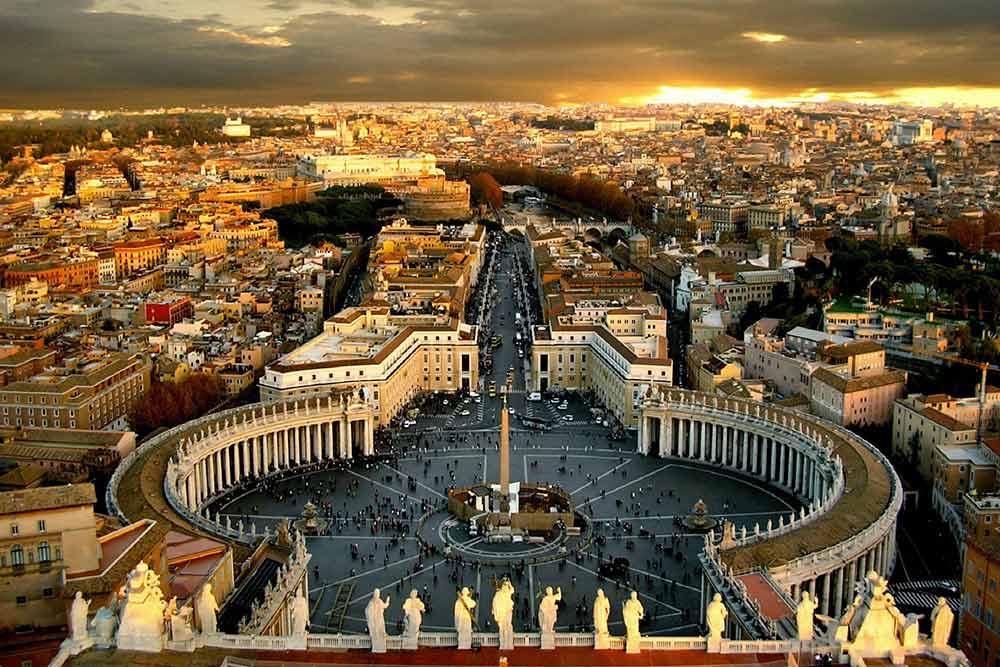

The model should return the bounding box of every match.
[210,241,800,638]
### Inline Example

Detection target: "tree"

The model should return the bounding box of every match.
[468,172,502,209]
[130,374,223,437]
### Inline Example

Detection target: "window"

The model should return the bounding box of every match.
[37,520,45,533]
[11,545,24,566]
[10,523,18,536]
[37,542,50,562]
[42,587,54,599]
[16,595,27,606]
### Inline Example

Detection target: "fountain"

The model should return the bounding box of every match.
[682,498,719,532]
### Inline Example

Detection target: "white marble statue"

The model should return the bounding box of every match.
[166,598,194,642]
[366,588,391,653]
[492,579,515,651]
[454,587,476,650]
[117,561,167,652]
[706,593,728,641]
[796,591,818,641]
[538,586,561,634]
[195,583,219,634]
[69,591,91,642]
[402,589,425,649]
[930,597,954,648]
[91,604,117,643]
[623,591,645,654]
[593,588,611,649]
[291,589,310,638]
[853,572,904,653]
[538,586,561,650]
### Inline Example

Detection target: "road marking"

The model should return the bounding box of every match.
[577,464,672,507]
[380,462,447,499]
[309,554,421,594]
[563,560,682,612]
[346,557,444,605]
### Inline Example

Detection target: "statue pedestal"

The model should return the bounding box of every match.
[540,630,555,650]
[60,637,95,657]
[457,633,471,650]
[288,635,308,651]
[402,634,419,650]
[499,633,514,651]
[117,632,164,653]
[371,639,387,654]
[594,632,610,650]
[625,636,641,654]
[706,638,722,653]
[890,648,906,665]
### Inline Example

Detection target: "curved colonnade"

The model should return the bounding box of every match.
[107,394,378,545]
[639,388,902,622]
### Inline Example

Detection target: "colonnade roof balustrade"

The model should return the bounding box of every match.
[646,389,899,575]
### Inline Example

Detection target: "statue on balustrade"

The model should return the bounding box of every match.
[366,588,391,653]
[454,587,476,649]
[930,597,954,648]
[623,591,645,654]
[195,583,219,634]
[402,589,425,649]
[492,579,514,651]
[538,586,561,649]
[69,591,91,642]
[117,561,167,652]
[165,597,194,642]
[705,593,728,641]
[593,588,611,649]
[796,591,818,640]
[291,589,310,638]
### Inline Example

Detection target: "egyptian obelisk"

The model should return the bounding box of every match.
[499,390,510,509]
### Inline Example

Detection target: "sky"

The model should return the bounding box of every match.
[2,0,1000,109]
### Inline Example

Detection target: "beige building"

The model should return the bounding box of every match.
[0,484,101,632]
[892,392,995,481]
[810,364,907,427]
[0,352,151,431]
[260,304,479,425]
[530,302,672,428]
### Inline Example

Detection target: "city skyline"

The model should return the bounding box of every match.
[3,0,1000,108]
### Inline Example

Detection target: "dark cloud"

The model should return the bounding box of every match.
[1,0,999,107]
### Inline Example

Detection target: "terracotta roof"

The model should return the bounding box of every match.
[811,367,906,393]
[921,407,972,432]
[0,482,96,515]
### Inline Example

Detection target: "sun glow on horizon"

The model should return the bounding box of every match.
[628,85,1000,108]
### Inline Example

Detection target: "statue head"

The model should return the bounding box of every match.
[461,587,470,597]
[75,591,83,601]
[937,596,947,606]
[545,586,553,596]
[410,589,419,599]
[713,593,722,603]
[596,588,605,598]
[373,588,381,599]
[630,591,638,601]
[801,591,811,602]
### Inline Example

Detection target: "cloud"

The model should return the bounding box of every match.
[197,26,291,47]
[742,31,787,43]
[1,0,1000,107]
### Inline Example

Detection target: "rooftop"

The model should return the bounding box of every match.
[0,481,96,515]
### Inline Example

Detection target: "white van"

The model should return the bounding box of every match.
[527,392,542,402]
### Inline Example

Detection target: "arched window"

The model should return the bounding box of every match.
[10,544,24,566]
[38,542,51,562]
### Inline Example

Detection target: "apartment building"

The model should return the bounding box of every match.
[0,484,101,632]
[0,352,151,431]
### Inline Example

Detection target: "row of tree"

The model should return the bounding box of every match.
[129,374,223,438]
[452,161,634,221]
[263,188,400,248]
